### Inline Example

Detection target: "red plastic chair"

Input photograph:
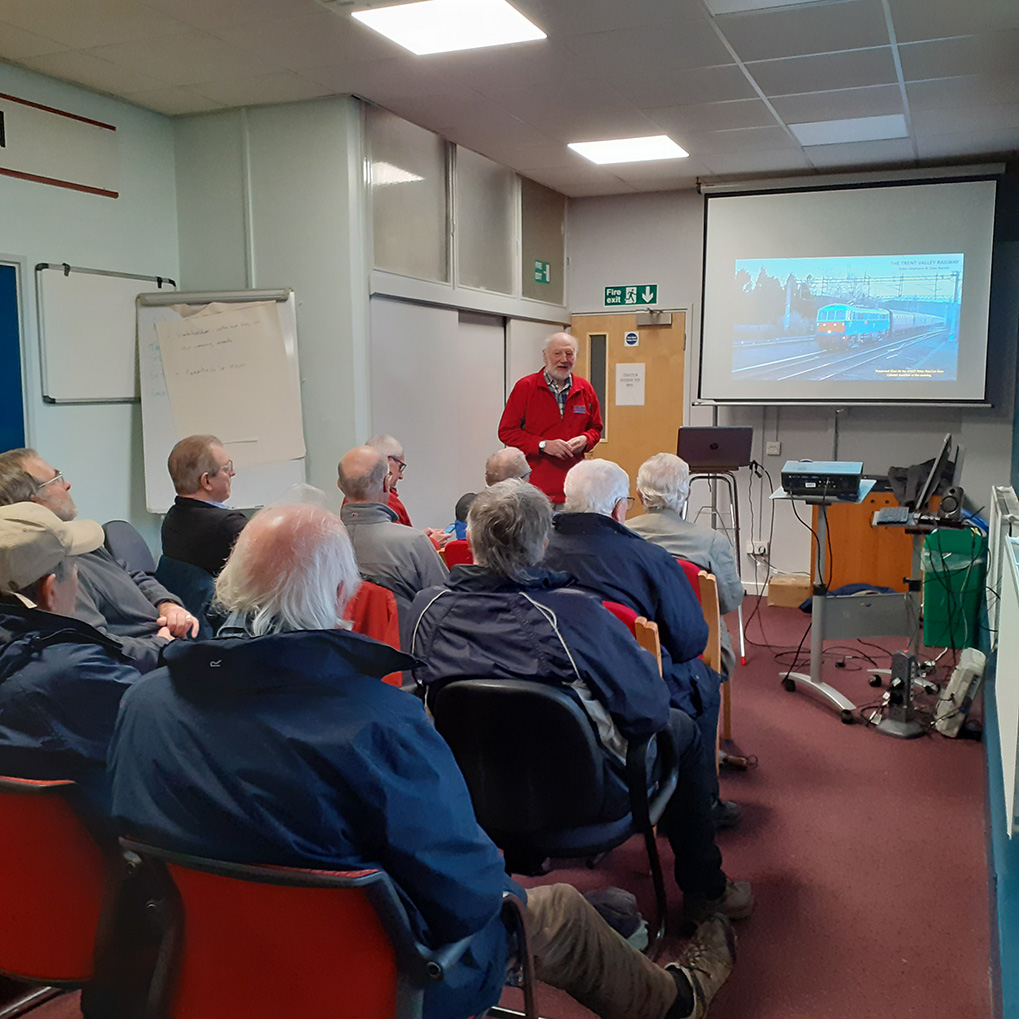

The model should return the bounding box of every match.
[345,581,402,686]
[601,599,638,635]
[442,539,474,567]
[120,839,535,1019]
[675,557,704,605]
[0,776,119,1012]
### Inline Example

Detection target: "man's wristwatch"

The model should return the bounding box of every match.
[539,440,547,453]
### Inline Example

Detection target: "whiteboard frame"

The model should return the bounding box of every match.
[137,289,306,514]
[36,263,176,404]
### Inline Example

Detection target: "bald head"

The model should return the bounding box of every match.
[337,446,388,503]
[215,502,359,635]
[485,447,531,487]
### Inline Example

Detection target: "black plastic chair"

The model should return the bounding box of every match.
[103,521,156,575]
[430,679,678,957]
[154,556,216,639]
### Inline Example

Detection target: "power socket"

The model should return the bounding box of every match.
[766,440,782,456]
[745,539,770,556]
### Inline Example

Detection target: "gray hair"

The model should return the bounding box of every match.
[542,331,578,352]
[468,480,552,581]
[563,459,630,516]
[214,503,360,635]
[366,434,403,459]
[0,448,39,506]
[636,453,691,513]
[485,447,530,485]
[167,435,224,495]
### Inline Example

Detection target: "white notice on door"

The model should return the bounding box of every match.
[615,363,645,406]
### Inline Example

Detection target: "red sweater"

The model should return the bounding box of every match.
[498,371,603,503]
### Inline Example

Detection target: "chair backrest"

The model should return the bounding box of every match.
[675,557,704,604]
[120,841,436,1019]
[154,556,216,639]
[441,539,474,567]
[346,581,401,668]
[103,520,157,574]
[697,571,722,674]
[633,617,663,675]
[0,777,113,983]
[431,679,609,835]
[601,599,638,635]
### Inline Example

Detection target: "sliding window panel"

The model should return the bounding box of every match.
[368,108,450,282]
[455,148,515,295]
[521,178,565,305]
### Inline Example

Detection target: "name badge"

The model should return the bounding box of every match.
[573,405,587,414]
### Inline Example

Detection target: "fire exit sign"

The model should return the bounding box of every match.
[534,260,551,283]
[605,284,657,306]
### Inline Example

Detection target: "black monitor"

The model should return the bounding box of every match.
[913,433,955,513]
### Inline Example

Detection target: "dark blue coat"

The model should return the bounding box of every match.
[542,513,719,718]
[108,628,519,1019]
[0,599,140,814]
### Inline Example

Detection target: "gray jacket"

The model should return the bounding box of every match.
[627,506,744,675]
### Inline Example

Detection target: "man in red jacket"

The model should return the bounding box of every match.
[498,332,604,504]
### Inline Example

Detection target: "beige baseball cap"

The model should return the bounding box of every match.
[0,502,104,593]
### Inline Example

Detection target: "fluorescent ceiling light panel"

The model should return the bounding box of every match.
[351,0,546,55]
[705,0,832,13]
[371,160,424,184]
[790,114,909,147]
[568,135,689,164]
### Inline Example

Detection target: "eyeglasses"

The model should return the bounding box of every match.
[208,460,235,477]
[626,497,635,508]
[36,471,65,489]
[388,455,407,473]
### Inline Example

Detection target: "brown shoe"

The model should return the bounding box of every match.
[665,914,736,1018]
[683,878,754,924]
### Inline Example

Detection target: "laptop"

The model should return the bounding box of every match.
[676,426,754,471]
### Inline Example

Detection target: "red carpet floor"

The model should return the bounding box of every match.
[16,600,993,1019]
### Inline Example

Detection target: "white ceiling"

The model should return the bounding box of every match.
[2,0,1018,196]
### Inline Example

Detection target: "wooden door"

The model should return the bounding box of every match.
[571,313,686,519]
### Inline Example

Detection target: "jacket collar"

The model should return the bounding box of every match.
[443,564,577,593]
[552,512,637,539]
[340,502,398,525]
[0,597,130,665]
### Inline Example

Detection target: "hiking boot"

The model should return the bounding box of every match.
[664,914,736,1018]
[711,798,742,830]
[683,878,754,924]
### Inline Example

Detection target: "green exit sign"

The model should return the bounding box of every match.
[605,284,658,306]
[534,260,551,284]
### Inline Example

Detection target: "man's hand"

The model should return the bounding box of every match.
[157,602,199,639]
[541,438,574,459]
[425,527,452,549]
[157,626,174,641]
[567,434,589,455]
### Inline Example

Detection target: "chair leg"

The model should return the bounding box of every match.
[721,679,733,743]
[641,824,669,960]
[0,987,66,1019]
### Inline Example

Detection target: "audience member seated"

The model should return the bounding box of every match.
[445,492,477,541]
[108,502,734,1019]
[0,449,197,672]
[0,503,141,814]
[161,434,247,576]
[338,446,447,643]
[484,446,532,487]
[408,480,752,926]
[542,459,738,829]
[629,455,744,677]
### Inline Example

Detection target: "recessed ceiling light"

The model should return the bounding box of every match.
[351,0,546,55]
[789,114,909,147]
[568,135,689,165]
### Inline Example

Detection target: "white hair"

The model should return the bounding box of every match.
[215,503,360,635]
[562,459,630,516]
[542,331,578,352]
[636,453,691,513]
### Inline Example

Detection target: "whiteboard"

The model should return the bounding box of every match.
[36,263,176,403]
[138,290,306,514]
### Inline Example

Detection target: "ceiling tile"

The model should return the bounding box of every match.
[914,127,1019,161]
[698,147,812,176]
[217,11,400,71]
[770,85,904,123]
[611,63,756,108]
[906,75,1019,113]
[140,0,322,32]
[789,113,907,146]
[122,86,226,115]
[803,136,916,168]
[715,0,890,62]
[375,88,501,131]
[682,124,799,155]
[529,108,665,144]
[429,41,598,92]
[558,181,640,196]
[88,29,282,86]
[911,104,1019,138]
[0,21,68,59]
[746,46,898,96]
[562,19,732,71]
[523,162,626,187]
[303,58,463,100]
[887,0,1019,44]
[190,71,332,107]
[513,0,707,39]
[0,0,189,49]
[645,98,779,134]
[17,49,168,94]
[480,77,633,121]
[492,142,585,172]
[899,32,1019,81]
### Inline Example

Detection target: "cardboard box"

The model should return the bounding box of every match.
[767,574,812,608]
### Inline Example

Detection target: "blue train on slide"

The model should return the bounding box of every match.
[815,303,944,351]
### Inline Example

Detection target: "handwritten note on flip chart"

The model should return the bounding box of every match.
[155,303,305,468]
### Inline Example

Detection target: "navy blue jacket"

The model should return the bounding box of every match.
[109,628,519,1019]
[0,599,140,814]
[542,513,718,718]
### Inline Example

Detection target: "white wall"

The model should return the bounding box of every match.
[0,62,179,545]
[568,189,1018,585]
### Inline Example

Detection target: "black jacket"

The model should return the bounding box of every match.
[160,496,247,576]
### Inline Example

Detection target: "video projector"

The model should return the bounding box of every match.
[781,460,863,501]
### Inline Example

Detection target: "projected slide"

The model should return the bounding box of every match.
[729,254,963,384]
